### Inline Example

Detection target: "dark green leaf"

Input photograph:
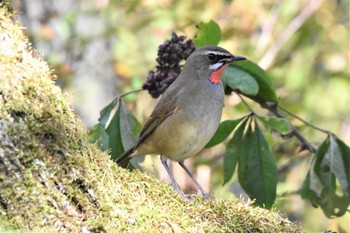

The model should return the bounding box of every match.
[88,123,110,151]
[317,135,349,196]
[256,116,292,135]
[238,119,277,209]
[119,100,141,151]
[94,97,143,162]
[309,145,326,198]
[300,172,313,199]
[98,98,118,127]
[105,99,124,160]
[301,135,350,217]
[319,189,349,217]
[206,117,246,148]
[301,139,328,201]
[223,118,249,185]
[222,66,259,96]
[194,20,221,47]
[231,60,277,102]
[335,136,350,196]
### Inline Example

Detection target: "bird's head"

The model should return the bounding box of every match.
[183,46,246,84]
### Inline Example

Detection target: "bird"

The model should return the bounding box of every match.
[116,46,246,200]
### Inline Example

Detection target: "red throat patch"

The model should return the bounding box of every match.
[209,64,228,84]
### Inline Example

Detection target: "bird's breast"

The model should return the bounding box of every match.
[152,81,224,161]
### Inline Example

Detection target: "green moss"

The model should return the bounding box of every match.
[0,7,302,232]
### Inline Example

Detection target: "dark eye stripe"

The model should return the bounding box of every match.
[216,54,231,60]
[208,54,231,63]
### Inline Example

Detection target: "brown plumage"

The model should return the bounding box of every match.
[116,46,245,200]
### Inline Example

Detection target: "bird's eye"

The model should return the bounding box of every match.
[207,53,217,61]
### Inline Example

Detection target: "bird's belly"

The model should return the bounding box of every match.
[149,108,221,161]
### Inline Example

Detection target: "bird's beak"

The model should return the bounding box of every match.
[231,55,246,62]
[220,55,246,65]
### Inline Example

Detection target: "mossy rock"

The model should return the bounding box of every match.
[0,7,302,232]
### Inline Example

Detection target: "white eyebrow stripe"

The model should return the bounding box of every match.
[202,50,232,56]
[209,62,223,70]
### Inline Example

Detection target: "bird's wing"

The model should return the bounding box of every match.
[136,95,179,147]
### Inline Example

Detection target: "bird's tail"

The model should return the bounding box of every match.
[115,146,136,167]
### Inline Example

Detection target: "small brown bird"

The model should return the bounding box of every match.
[116,46,245,200]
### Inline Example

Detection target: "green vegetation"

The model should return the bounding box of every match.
[3,0,349,231]
[0,7,302,232]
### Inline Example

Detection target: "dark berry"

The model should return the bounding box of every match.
[143,32,196,98]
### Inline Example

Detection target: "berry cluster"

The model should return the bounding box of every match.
[142,32,196,98]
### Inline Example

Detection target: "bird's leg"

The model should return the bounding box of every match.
[160,155,191,201]
[178,161,211,200]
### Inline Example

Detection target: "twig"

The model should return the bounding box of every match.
[258,0,325,69]
[237,93,255,113]
[278,105,330,134]
[120,88,143,98]
[240,94,316,153]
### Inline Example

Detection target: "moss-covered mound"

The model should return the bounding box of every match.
[0,7,301,232]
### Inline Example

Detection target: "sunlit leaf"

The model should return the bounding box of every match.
[231,60,277,102]
[206,117,246,148]
[238,119,277,209]
[222,66,259,96]
[88,123,110,151]
[256,116,292,135]
[194,20,221,47]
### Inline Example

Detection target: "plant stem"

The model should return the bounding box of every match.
[238,94,255,113]
[239,93,316,153]
[120,88,143,98]
[277,105,330,134]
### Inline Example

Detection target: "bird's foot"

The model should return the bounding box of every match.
[201,192,211,200]
[174,188,211,202]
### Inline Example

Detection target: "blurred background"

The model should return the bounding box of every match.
[10,0,349,231]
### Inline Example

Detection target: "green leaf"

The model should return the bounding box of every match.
[222,66,259,96]
[301,135,350,217]
[119,100,141,151]
[88,123,110,151]
[335,137,350,196]
[105,99,125,160]
[300,172,313,199]
[238,119,277,209]
[206,117,246,148]
[231,60,277,102]
[98,98,118,127]
[223,118,249,185]
[315,135,349,217]
[92,96,142,162]
[194,20,221,47]
[256,116,292,135]
[88,97,119,154]
[318,135,349,196]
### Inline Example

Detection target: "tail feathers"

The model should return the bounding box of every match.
[116,146,136,167]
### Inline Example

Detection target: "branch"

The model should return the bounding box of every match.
[240,94,317,154]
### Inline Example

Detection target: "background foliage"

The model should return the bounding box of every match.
[12,0,349,232]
